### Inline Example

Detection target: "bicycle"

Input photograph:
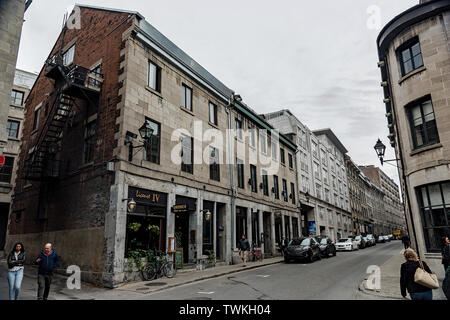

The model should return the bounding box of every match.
[142,250,177,281]
[250,245,264,262]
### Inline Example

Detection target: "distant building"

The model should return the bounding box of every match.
[359,166,406,234]
[0,69,37,252]
[0,0,32,155]
[376,0,449,260]
[264,110,352,241]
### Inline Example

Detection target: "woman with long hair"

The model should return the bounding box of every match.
[7,242,26,300]
[400,249,434,300]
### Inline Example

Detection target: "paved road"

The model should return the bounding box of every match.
[139,241,403,300]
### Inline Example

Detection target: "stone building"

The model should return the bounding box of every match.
[359,165,406,234]
[0,0,32,155]
[0,69,37,252]
[7,5,300,287]
[376,0,449,261]
[264,110,352,241]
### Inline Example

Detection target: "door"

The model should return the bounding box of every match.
[263,212,272,254]
[175,213,190,263]
[0,203,9,250]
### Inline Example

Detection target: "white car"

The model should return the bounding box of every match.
[335,238,359,251]
[383,235,390,242]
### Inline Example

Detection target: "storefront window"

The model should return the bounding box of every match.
[417,181,450,252]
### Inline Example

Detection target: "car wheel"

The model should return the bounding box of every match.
[317,251,322,261]
[308,252,314,263]
[333,249,336,256]
[284,255,290,263]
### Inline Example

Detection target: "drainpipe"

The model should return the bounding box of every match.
[226,94,236,264]
[384,57,421,259]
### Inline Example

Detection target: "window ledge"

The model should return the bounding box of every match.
[7,137,20,142]
[145,86,163,99]
[78,162,94,170]
[208,121,219,130]
[410,143,442,156]
[23,184,32,189]
[0,183,13,188]
[180,106,194,116]
[398,66,426,85]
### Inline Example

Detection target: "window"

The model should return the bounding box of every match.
[262,169,269,196]
[237,158,244,189]
[290,182,296,204]
[282,179,288,202]
[83,121,96,164]
[0,156,14,184]
[181,84,192,111]
[407,97,439,149]
[260,131,267,154]
[250,165,257,193]
[148,61,161,92]
[417,181,450,252]
[33,108,41,131]
[88,64,103,88]
[209,102,218,125]
[288,153,294,169]
[144,118,161,165]
[271,138,278,161]
[280,148,285,165]
[314,162,320,180]
[181,134,193,174]
[273,175,279,200]
[209,147,220,181]
[312,141,318,158]
[235,118,243,140]
[10,90,24,106]
[6,120,20,138]
[399,38,424,76]
[63,45,75,66]
[249,124,256,148]
[316,183,322,199]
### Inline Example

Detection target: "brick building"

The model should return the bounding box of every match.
[7,5,300,287]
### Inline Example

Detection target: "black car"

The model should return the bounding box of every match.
[354,235,367,249]
[284,237,321,263]
[315,236,337,258]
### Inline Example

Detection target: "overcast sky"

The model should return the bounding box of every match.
[17,0,420,192]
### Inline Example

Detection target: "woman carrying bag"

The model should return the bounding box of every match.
[400,249,437,300]
[7,242,26,300]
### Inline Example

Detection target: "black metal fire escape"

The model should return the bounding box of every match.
[23,53,104,181]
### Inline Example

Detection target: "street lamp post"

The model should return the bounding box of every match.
[125,121,154,162]
[373,138,399,166]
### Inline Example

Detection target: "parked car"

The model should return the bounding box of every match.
[387,234,394,240]
[354,235,367,249]
[362,236,371,248]
[383,235,391,242]
[315,236,337,258]
[376,235,386,243]
[284,237,322,263]
[366,234,376,246]
[335,238,359,251]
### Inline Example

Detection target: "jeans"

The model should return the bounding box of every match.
[7,268,24,300]
[410,290,433,300]
[37,274,53,300]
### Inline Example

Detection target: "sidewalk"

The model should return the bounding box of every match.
[360,250,447,300]
[1,256,283,300]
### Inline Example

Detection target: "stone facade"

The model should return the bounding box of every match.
[8,5,300,287]
[377,0,450,259]
[264,110,352,241]
[0,0,27,154]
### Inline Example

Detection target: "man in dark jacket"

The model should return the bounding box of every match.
[237,235,250,267]
[441,236,450,271]
[401,233,410,250]
[35,243,60,300]
[280,236,288,256]
[400,249,433,300]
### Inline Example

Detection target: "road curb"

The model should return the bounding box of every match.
[118,259,284,295]
[358,280,403,300]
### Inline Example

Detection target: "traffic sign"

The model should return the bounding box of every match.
[0,156,5,166]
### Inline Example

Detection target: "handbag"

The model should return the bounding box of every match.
[414,260,439,289]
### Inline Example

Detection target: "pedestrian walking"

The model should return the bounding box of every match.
[401,233,410,250]
[400,249,434,300]
[237,234,250,267]
[35,243,60,300]
[280,236,288,256]
[441,236,450,272]
[7,242,26,300]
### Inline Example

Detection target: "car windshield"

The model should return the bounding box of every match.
[320,239,328,245]
[355,236,361,240]
[338,239,350,243]
[288,239,302,246]
[300,238,311,246]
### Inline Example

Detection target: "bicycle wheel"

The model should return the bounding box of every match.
[163,261,176,278]
[144,264,157,280]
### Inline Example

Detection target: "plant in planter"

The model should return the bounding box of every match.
[127,222,142,232]
[206,250,216,267]
[127,249,147,272]
[147,224,160,235]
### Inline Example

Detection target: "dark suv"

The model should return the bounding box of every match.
[284,237,321,263]
[315,236,337,258]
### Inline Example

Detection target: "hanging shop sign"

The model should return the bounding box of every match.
[172,204,188,213]
[128,187,167,207]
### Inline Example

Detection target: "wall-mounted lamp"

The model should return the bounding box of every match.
[122,198,137,213]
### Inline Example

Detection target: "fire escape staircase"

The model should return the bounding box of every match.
[23,54,103,181]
